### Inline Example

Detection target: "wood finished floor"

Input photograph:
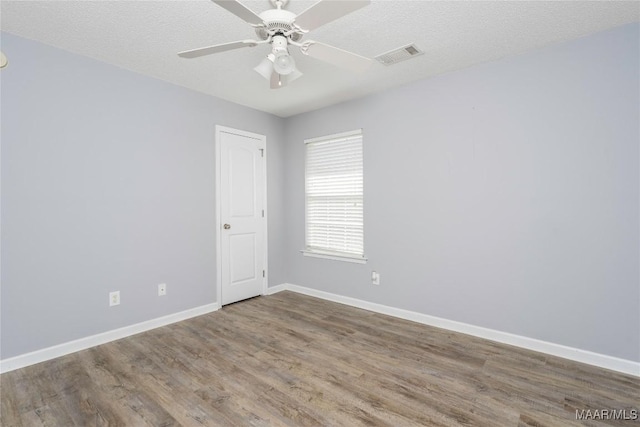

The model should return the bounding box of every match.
[1,291,638,426]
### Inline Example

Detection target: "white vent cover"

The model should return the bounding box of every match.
[375,44,424,66]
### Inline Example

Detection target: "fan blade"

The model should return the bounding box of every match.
[303,42,371,73]
[212,0,263,26]
[178,40,257,58]
[294,0,370,32]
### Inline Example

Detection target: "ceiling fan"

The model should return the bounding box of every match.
[178,0,372,89]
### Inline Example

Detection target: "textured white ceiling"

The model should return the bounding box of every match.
[2,0,638,117]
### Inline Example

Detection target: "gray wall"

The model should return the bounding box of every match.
[2,23,638,363]
[282,23,639,362]
[0,33,285,359]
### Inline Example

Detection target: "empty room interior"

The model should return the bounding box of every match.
[1,0,639,425]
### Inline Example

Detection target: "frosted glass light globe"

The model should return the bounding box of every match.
[273,52,294,75]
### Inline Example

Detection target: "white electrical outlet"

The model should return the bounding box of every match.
[109,291,120,306]
[372,271,380,285]
[158,283,167,296]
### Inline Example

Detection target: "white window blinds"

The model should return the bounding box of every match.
[305,129,364,261]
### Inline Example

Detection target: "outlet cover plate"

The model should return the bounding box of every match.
[109,291,120,306]
[372,272,380,285]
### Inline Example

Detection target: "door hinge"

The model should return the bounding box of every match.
[262,209,264,217]
[262,270,265,277]
[259,148,264,157]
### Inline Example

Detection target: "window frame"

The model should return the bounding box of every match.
[301,129,367,264]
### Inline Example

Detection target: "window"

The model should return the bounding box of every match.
[303,129,366,263]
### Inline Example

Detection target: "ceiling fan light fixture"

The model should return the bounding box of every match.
[254,54,275,80]
[288,68,303,83]
[180,0,374,88]
[273,51,295,75]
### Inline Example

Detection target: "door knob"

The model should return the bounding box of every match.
[224,224,231,229]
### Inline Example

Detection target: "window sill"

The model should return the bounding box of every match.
[301,250,368,264]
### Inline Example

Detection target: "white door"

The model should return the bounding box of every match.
[217,126,266,306]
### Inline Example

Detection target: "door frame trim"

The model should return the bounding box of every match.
[215,125,268,306]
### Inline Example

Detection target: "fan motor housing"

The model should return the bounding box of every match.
[256,9,302,41]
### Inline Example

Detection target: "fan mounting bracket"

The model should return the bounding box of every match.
[269,0,289,9]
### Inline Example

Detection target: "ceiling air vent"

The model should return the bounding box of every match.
[375,44,424,66]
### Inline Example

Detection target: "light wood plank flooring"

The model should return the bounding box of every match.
[1,291,638,426]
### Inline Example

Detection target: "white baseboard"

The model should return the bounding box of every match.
[265,284,288,295]
[5,285,638,378]
[273,283,640,377]
[0,302,220,374]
